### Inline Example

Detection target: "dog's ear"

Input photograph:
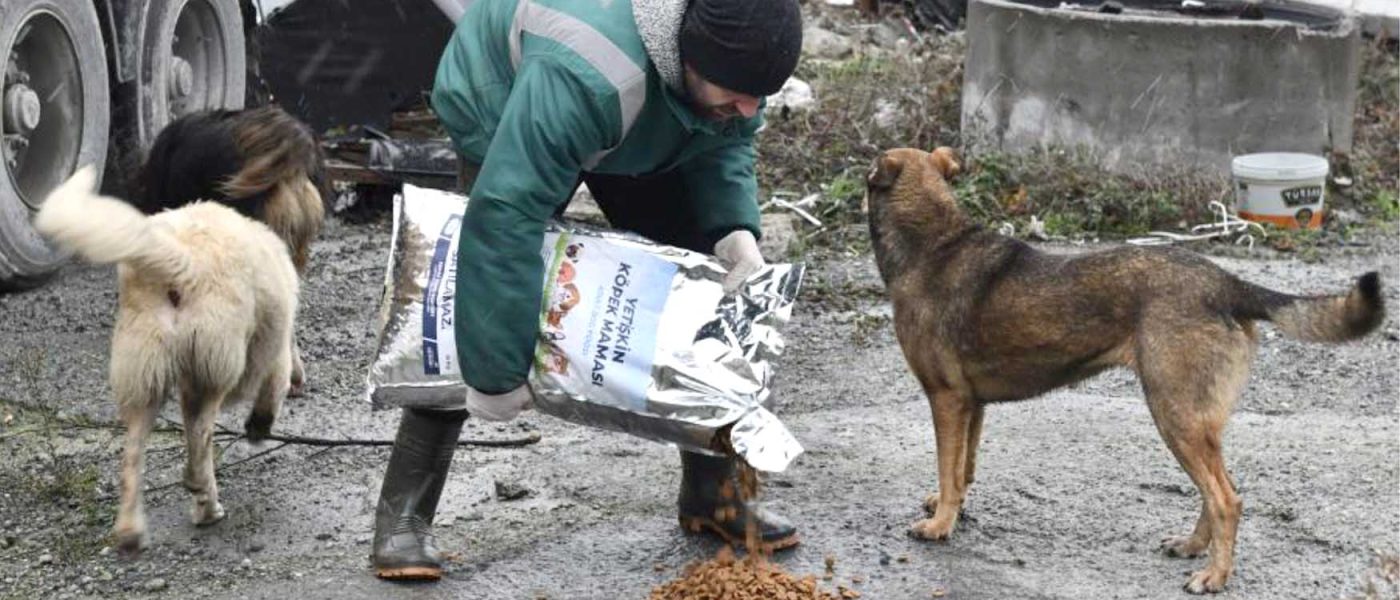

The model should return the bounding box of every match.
[867,153,904,190]
[930,147,961,180]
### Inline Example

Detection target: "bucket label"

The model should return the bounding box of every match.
[1281,186,1323,208]
[1234,176,1325,230]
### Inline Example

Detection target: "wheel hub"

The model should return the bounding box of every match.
[169,56,194,101]
[3,12,87,212]
[3,84,42,136]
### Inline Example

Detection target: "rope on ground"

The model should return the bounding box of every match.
[210,429,543,448]
[1127,201,1267,248]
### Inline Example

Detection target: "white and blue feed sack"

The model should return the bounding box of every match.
[366,185,806,472]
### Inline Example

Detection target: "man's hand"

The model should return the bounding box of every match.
[465,385,533,422]
[715,229,764,294]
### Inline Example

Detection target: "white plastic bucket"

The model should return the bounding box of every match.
[1231,153,1328,229]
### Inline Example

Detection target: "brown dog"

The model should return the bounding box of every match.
[37,166,299,554]
[864,147,1385,594]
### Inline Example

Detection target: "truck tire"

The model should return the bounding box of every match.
[133,0,246,151]
[0,0,110,289]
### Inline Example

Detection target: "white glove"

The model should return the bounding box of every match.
[714,229,764,295]
[465,384,533,422]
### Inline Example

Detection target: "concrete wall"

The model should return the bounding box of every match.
[961,0,1362,176]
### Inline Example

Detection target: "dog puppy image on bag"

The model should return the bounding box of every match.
[131,106,325,396]
[864,147,1385,594]
[35,166,301,555]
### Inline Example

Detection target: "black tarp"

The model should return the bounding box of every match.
[903,0,967,31]
[875,0,968,32]
[255,0,455,133]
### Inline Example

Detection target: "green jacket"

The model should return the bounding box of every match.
[431,0,764,394]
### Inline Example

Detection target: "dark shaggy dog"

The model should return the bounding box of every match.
[131,106,326,273]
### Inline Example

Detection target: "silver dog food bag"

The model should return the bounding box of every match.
[367,185,805,472]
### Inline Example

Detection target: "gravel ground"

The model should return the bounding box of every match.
[1,213,1395,600]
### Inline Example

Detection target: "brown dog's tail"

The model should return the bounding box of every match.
[221,106,323,200]
[1238,272,1385,342]
[220,107,325,273]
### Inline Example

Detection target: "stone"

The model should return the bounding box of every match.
[803,27,852,60]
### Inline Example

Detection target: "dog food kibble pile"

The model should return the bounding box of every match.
[649,462,858,600]
[647,546,851,600]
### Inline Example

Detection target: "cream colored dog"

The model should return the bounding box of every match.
[35,166,299,554]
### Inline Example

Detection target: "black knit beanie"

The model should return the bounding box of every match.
[679,0,803,98]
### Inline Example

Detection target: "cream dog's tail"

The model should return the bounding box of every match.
[35,166,190,282]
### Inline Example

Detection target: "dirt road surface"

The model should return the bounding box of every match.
[2,215,1395,600]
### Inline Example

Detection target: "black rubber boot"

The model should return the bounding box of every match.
[371,408,467,580]
[676,450,799,552]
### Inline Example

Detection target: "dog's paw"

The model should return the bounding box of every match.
[1184,567,1228,594]
[288,368,305,398]
[191,501,226,527]
[113,527,148,557]
[290,352,306,397]
[909,517,956,541]
[244,411,275,442]
[1160,534,1209,558]
[922,494,938,515]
